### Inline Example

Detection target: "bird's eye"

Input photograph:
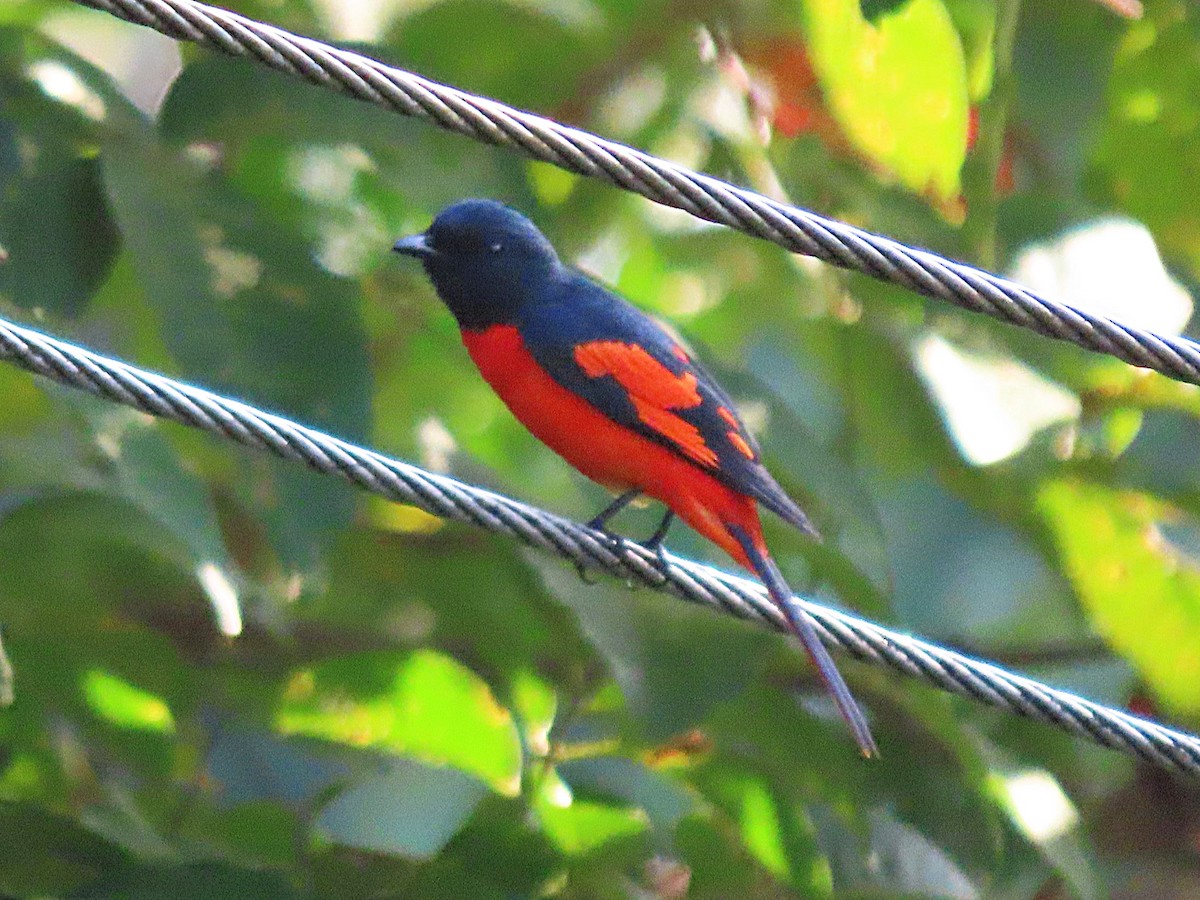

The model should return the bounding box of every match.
[489,242,503,254]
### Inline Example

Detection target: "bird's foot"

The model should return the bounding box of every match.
[648,538,670,574]
[574,527,628,584]
[642,510,674,580]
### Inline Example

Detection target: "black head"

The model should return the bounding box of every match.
[393,199,562,329]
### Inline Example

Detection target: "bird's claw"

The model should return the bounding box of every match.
[574,528,627,584]
[632,535,671,588]
[651,539,670,574]
[573,560,596,584]
[577,499,673,587]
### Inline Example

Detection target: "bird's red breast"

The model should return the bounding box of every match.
[461,324,764,567]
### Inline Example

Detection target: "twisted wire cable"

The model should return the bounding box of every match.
[38,0,1200,775]
[71,0,1200,387]
[1,313,1198,777]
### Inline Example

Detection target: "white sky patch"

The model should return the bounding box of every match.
[574,230,627,284]
[1010,217,1193,336]
[315,211,388,277]
[26,60,106,122]
[915,334,1080,466]
[599,67,667,135]
[694,76,755,145]
[204,246,263,298]
[41,9,181,116]
[313,0,597,41]
[545,771,574,808]
[286,146,383,276]
[418,417,456,473]
[996,770,1080,843]
[311,0,404,41]
[197,562,243,638]
[287,145,373,205]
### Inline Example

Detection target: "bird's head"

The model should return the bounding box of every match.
[393,199,562,329]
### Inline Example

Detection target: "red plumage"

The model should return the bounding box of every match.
[463,324,763,568]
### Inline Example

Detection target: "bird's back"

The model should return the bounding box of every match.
[515,271,820,539]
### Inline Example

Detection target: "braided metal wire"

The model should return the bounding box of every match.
[2,313,1199,777]
[71,0,1200,386]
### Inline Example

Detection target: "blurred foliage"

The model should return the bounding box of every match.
[1,0,1199,895]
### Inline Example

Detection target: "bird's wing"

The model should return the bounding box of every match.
[518,276,819,537]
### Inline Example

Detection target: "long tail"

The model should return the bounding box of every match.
[728,524,878,758]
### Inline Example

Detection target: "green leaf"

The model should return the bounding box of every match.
[536,560,772,742]
[799,0,970,199]
[533,769,648,856]
[0,31,121,315]
[99,123,370,569]
[276,649,522,795]
[316,758,487,859]
[558,755,694,835]
[674,812,790,898]
[0,801,127,896]
[510,669,557,755]
[0,491,190,633]
[82,669,175,734]
[310,528,596,692]
[73,861,300,899]
[176,801,300,869]
[56,392,245,634]
[0,2,52,26]
[1037,478,1200,712]
[730,773,801,880]
[385,0,599,111]
[78,789,175,860]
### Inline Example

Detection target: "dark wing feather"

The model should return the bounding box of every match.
[517,272,819,538]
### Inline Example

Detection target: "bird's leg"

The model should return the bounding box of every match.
[587,489,642,533]
[643,509,674,572]
[576,489,642,583]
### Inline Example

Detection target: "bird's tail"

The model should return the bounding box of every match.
[727,523,878,758]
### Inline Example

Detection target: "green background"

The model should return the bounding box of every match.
[1,0,1197,896]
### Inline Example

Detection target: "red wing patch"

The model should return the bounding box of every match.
[717,406,757,460]
[727,431,756,460]
[574,340,719,468]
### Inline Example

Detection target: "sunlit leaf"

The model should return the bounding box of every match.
[533,769,648,855]
[276,649,522,795]
[510,669,557,756]
[799,0,970,199]
[1038,478,1200,712]
[82,670,175,735]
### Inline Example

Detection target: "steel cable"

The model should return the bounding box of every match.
[20,0,1198,776]
[1,313,1198,777]
[69,0,1200,386]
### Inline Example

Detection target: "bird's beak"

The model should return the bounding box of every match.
[392,232,435,259]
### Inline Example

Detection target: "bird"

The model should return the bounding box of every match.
[394,199,876,757]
